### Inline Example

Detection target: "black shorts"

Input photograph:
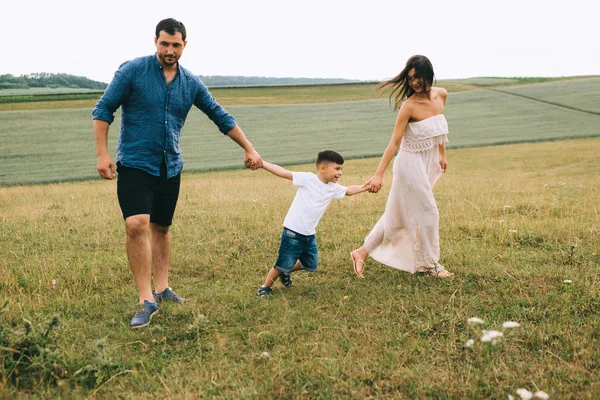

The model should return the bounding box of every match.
[116,163,181,226]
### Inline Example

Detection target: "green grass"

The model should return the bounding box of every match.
[1,138,599,398]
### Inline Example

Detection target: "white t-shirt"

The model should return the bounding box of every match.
[283,172,347,236]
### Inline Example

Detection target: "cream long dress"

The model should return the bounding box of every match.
[364,114,449,274]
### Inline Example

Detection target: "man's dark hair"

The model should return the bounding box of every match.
[155,18,187,41]
[316,150,344,166]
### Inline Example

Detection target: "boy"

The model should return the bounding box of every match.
[257,150,368,297]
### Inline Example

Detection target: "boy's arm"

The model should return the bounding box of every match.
[345,184,369,196]
[261,160,293,180]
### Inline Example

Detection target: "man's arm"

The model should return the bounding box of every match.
[226,125,263,170]
[261,160,293,180]
[345,184,369,196]
[94,119,116,180]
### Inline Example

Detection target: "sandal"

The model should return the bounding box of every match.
[426,263,455,278]
[350,251,366,279]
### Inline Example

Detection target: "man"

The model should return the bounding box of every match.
[93,18,262,329]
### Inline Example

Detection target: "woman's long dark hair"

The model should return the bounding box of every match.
[377,55,435,111]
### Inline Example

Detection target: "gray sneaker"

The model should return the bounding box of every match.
[131,300,159,329]
[154,287,187,303]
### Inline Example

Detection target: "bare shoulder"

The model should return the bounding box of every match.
[399,98,416,114]
[432,86,447,98]
[433,87,448,102]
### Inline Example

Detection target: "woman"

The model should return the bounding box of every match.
[350,55,454,278]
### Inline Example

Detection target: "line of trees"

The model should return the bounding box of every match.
[0,73,108,90]
[0,73,360,90]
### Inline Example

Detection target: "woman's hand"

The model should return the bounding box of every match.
[439,156,448,173]
[366,175,383,193]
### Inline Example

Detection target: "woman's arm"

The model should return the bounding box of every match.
[365,102,412,192]
[438,143,448,172]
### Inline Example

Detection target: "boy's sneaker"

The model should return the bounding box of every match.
[279,273,293,287]
[256,286,273,298]
[131,300,159,329]
[154,287,187,303]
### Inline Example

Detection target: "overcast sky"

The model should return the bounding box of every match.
[3,0,598,84]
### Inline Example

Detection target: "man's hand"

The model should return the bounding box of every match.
[244,149,263,170]
[97,154,116,179]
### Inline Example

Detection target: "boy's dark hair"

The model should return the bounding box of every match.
[316,150,344,166]
[156,18,187,41]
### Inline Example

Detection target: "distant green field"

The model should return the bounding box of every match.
[448,76,597,87]
[0,81,471,109]
[496,77,600,114]
[1,79,599,186]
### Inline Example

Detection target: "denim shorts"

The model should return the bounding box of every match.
[274,227,318,274]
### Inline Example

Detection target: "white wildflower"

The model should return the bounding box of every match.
[51,279,57,287]
[516,388,533,400]
[464,339,475,348]
[563,280,572,284]
[534,391,549,399]
[481,330,503,343]
[467,317,484,324]
[509,229,517,233]
[196,314,208,322]
[502,321,521,329]
[504,205,512,209]
[260,351,270,359]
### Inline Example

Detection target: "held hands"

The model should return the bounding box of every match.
[365,175,383,193]
[97,154,116,180]
[244,149,263,170]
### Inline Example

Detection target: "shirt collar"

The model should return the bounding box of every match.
[152,53,182,75]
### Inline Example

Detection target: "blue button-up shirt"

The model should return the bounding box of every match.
[92,54,237,178]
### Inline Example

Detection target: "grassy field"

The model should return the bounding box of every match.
[496,78,600,114]
[2,78,600,186]
[0,81,471,111]
[1,138,599,398]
